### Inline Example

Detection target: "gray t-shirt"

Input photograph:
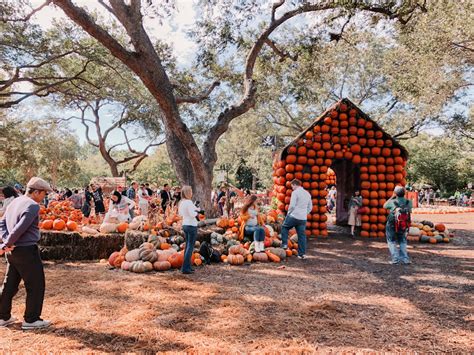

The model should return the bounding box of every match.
[0,195,40,248]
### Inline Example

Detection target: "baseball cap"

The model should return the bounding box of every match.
[26,177,53,193]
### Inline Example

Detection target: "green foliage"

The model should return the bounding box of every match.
[215,113,275,188]
[405,135,474,194]
[235,158,254,190]
[128,146,178,187]
[0,116,82,187]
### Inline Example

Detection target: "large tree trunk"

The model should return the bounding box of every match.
[163,118,215,213]
[108,162,120,177]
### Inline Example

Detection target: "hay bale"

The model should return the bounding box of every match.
[39,231,124,260]
[40,230,82,246]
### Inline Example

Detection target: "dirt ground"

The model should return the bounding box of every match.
[0,213,473,353]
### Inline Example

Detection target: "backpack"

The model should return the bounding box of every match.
[393,199,411,233]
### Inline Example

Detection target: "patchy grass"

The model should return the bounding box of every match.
[0,213,473,352]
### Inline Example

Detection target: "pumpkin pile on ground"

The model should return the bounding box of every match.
[212,217,298,263]
[107,234,204,273]
[272,100,408,239]
[407,221,453,243]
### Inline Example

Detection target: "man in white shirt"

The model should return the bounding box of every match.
[281,179,312,259]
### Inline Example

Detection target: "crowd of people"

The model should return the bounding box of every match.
[0,182,188,223]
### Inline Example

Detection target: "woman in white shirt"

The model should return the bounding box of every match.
[138,185,150,216]
[178,185,199,274]
[109,191,136,222]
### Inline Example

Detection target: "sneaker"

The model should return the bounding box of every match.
[389,260,399,265]
[297,255,306,260]
[281,245,288,250]
[21,319,51,330]
[0,317,17,327]
[402,260,412,265]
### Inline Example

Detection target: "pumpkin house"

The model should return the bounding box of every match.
[272,98,408,238]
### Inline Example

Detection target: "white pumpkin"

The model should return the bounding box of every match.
[82,226,99,235]
[125,249,141,262]
[156,249,176,262]
[99,222,118,234]
[128,221,141,230]
[408,227,421,236]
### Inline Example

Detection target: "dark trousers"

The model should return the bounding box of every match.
[281,215,307,256]
[182,225,197,273]
[0,245,45,323]
[244,225,265,242]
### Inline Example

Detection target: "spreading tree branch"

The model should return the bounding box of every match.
[51,0,138,67]
[264,38,298,62]
[329,15,352,43]
[271,0,285,22]
[0,60,92,108]
[1,0,52,22]
[175,81,221,104]
[76,105,99,148]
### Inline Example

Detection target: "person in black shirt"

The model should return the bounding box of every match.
[160,184,172,211]
[117,185,127,197]
[81,186,93,218]
[91,184,105,216]
[145,183,154,197]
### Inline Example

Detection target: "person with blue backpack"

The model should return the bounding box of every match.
[383,186,412,265]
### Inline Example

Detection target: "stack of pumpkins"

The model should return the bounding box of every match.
[325,168,337,186]
[272,100,407,238]
[107,234,203,273]
[407,221,452,243]
[221,243,289,264]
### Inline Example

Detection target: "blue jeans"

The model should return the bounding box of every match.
[182,225,198,273]
[281,215,307,256]
[386,224,409,263]
[244,225,265,242]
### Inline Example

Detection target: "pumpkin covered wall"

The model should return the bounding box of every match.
[272,98,408,238]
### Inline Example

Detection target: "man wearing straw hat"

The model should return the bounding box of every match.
[0,177,53,330]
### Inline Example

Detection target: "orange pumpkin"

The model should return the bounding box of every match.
[53,219,65,231]
[286,155,297,164]
[116,222,128,233]
[42,220,53,230]
[168,252,184,268]
[160,242,171,250]
[66,220,78,231]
